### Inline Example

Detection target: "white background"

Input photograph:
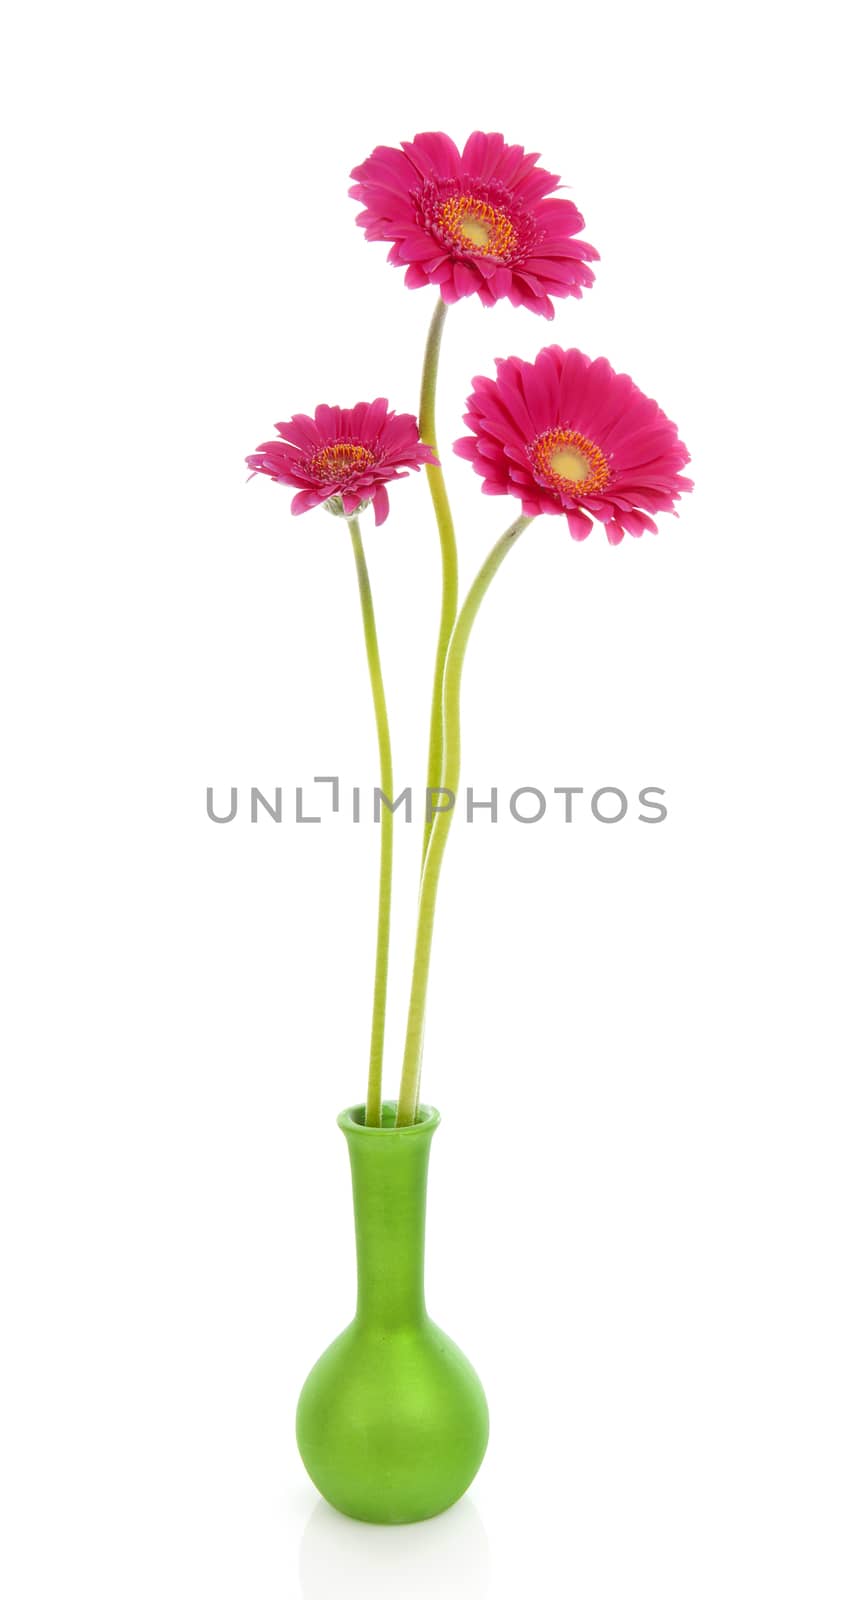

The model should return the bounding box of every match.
[2,1,864,1595]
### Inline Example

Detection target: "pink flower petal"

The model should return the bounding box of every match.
[247,400,433,522]
[350,131,597,312]
[452,346,692,546]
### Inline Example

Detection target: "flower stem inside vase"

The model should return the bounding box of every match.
[418,298,459,874]
[348,516,393,1129]
[397,513,533,1125]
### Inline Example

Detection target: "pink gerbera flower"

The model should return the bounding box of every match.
[246,399,437,525]
[454,347,693,545]
[350,132,598,320]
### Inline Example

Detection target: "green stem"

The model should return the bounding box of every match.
[348,517,394,1130]
[396,513,533,1126]
[418,298,459,872]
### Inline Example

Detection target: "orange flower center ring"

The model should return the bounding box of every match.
[438,194,517,260]
[529,427,611,495]
[310,442,376,481]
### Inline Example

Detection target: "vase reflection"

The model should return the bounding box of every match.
[298,1494,491,1599]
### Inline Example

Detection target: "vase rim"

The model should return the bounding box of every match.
[338,1099,440,1137]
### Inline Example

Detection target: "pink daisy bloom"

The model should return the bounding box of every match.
[246,399,438,526]
[453,347,693,545]
[349,132,598,320]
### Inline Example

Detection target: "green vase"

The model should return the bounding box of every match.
[296,1100,489,1524]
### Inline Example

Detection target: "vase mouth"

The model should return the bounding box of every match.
[338,1099,440,1137]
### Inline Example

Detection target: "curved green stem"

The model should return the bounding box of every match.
[348,517,394,1130]
[396,513,533,1126]
[418,298,459,872]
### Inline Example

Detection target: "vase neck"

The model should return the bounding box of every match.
[343,1114,436,1328]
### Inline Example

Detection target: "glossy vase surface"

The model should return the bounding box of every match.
[296,1100,489,1524]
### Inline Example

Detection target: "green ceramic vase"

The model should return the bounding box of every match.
[296,1100,489,1524]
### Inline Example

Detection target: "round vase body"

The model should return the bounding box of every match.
[296,1101,489,1524]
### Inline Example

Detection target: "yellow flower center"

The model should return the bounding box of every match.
[530,427,610,495]
[310,442,375,481]
[549,447,591,483]
[438,194,517,260]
